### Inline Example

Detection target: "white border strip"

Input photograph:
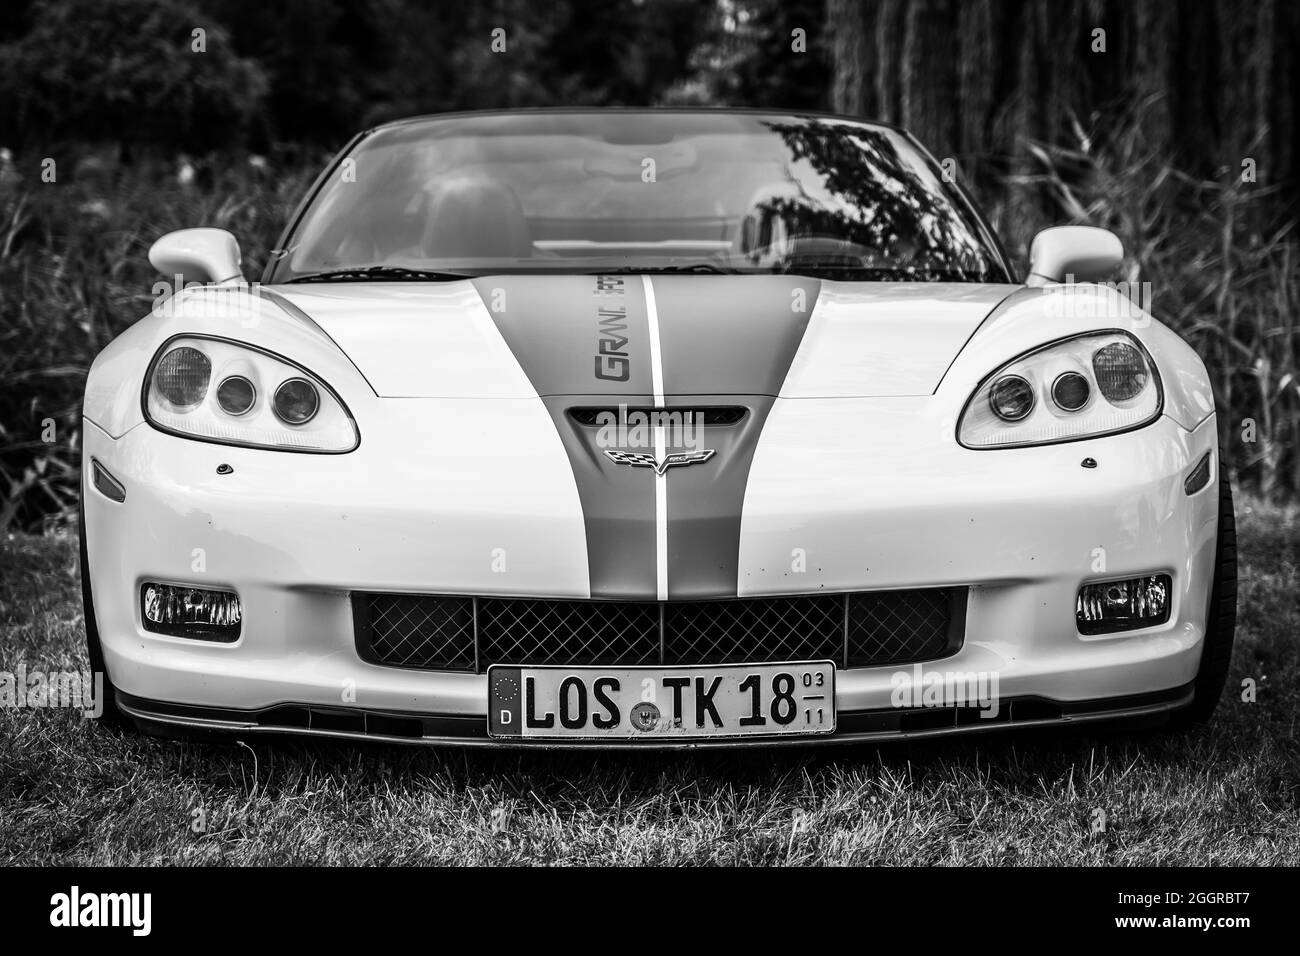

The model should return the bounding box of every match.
[653,428,668,600]
[642,275,665,405]
[642,276,668,600]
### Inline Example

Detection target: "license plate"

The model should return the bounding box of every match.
[487,661,835,740]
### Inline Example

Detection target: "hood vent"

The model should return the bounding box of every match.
[567,406,748,427]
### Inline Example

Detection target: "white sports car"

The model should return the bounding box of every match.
[80,109,1236,747]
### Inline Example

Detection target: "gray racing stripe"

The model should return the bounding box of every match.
[542,395,658,599]
[652,276,821,398]
[472,275,658,599]
[472,274,821,601]
[471,275,653,396]
[650,276,820,598]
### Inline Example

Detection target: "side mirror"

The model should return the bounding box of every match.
[1026,226,1123,285]
[148,228,245,286]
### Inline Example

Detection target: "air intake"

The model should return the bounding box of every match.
[353,589,966,673]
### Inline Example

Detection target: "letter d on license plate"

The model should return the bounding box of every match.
[487,662,835,740]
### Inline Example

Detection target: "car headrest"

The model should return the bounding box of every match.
[421,173,532,261]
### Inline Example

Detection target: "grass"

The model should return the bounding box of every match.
[0,499,1296,865]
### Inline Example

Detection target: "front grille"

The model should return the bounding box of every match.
[357,594,476,670]
[353,589,965,673]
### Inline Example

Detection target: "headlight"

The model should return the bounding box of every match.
[958,331,1161,448]
[988,374,1035,421]
[143,336,358,452]
[273,378,320,424]
[154,346,211,408]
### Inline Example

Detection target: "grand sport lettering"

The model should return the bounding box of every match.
[594,274,631,381]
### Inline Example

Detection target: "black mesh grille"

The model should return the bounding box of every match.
[664,595,843,665]
[478,600,660,667]
[354,594,476,671]
[847,589,956,666]
[354,589,964,673]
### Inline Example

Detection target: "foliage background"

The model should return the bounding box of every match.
[0,0,1297,528]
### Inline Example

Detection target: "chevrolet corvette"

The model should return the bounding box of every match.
[79,109,1236,747]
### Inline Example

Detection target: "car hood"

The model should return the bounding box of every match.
[269,275,1018,399]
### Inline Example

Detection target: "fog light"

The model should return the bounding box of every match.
[142,583,241,641]
[1076,575,1171,635]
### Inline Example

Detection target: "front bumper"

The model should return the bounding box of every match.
[83,405,1220,747]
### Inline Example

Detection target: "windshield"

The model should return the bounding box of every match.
[269,111,1011,284]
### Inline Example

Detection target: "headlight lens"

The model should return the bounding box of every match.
[273,378,320,424]
[216,375,256,416]
[144,336,358,452]
[988,375,1035,421]
[1051,371,1091,411]
[958,331,1160,448]
[1092,342,1148,402]
[154,346,211,408]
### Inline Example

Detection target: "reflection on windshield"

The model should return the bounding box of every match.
[273,113,1008,284]
[743,122,998,281]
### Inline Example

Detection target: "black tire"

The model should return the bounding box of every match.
[78,485,133,732]
[1172,457,1238,725]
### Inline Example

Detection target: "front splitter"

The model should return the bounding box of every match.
[116,684,1193,750]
